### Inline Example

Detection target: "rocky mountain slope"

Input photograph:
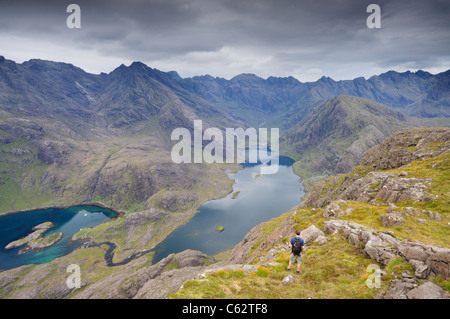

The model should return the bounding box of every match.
[281,95,413,180]
[1,57,448,210]
[1,127,448,299]
[0,56,449,299]
[179,68,450,125]
[172,127,450,299]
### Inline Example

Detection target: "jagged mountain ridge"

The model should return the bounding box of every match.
[281,95,414,179]
[179,68,450,124]
[1,56,449,128]
[0,56,449,213]
[0,57,237,135]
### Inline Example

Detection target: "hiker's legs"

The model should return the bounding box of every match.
[288,253,296,270]
[296,254,302,273]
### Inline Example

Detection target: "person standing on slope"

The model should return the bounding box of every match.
[287,230,305,274]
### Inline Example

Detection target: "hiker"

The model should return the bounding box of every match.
[287,230,305,274]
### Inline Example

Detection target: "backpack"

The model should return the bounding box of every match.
[292,237,303,255]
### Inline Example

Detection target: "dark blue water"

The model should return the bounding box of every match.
[0,205,117,270]
[152,152,304,263]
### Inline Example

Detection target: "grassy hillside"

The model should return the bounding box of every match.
[171,128,450,299]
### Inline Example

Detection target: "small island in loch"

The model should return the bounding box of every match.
[215,225,225,232]
[5,222,63,254]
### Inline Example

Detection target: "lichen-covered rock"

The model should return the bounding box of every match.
[379,212,405,228]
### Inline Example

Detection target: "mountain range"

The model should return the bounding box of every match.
[0,56,449,299]
[1,56,449,212]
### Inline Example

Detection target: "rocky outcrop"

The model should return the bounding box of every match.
[300,225,324,244]
[34,140,72,165]
[122,208,165,227]
[302,170,433,208]
[300,127,449,209]
[228,212,296,264]
[362,127,450,170]
[406,281,448,299]
[324,219,450,279]
[384,275,448,299]
[71,249,213,299]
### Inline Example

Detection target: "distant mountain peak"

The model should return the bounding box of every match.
[129,61,148,69]
[231,73,264,82]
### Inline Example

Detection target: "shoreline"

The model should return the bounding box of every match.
[0,202,126,220]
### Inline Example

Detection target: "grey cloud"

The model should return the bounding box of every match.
[0,0,448,81]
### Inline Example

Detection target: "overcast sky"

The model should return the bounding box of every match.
[0,0,449,82]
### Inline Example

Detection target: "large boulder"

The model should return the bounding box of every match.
[406,281,448,299]
[428,251,450,279]
[300,225,325,244]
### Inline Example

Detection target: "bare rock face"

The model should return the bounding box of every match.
[409,260,430,279]
[362,127,450,170]
[383,273,418,299]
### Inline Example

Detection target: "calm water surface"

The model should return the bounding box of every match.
[0,205,117,270]
[152,154,304,263]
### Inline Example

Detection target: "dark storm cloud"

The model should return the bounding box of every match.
[0,0,448,81]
